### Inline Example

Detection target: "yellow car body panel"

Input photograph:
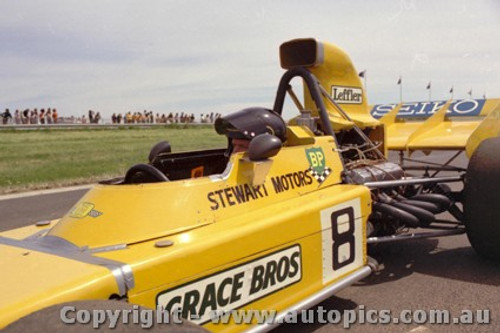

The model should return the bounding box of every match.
[0,134,371,331]
[466,101,500,157]
[0,223,55,240]
[282,38,379,131]
[384,121,427,151]
[407,119,483,151]
[376,98,500,153]
[47,136,343,250]
[113,185,370,332]
[0,243,120,329]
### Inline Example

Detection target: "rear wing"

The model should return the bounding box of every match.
[371,99,500,157]
[277,38,500,158]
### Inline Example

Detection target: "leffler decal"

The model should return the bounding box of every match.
[305,147,331,184]
[331,85,363,104]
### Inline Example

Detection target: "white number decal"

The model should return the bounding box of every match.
[321,198,364,284]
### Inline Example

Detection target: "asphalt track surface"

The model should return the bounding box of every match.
[1,152,499,333]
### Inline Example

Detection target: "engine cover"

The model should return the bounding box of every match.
[346,162,404,184]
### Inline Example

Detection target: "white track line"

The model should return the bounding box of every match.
[0,184,93,201]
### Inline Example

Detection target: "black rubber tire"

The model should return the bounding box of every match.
[464,136,500,261]
[2,300,209,332]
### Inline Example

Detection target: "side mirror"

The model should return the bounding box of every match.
[248,134,282,161]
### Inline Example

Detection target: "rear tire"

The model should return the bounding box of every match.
[464,136,500,261]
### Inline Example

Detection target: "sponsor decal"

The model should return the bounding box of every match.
[69,202,103,218]
[270,170,313,193]
[207,151,334,209]
[207,184,269,211]
[207,170,317,209]
[331,86,363,104]
[370,99,486,119]
[305,147,331,184]
[156,245,302,324]
[320,198,363,285]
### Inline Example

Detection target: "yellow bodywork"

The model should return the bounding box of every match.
[466,103,500,157]
[302,42,379,130]
[280,38,381,132]
[0,242,120,328]
[279,38,500,157]
[0,134,371,332]
[376,99,500,156]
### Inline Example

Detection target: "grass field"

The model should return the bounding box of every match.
[0,126,225,194]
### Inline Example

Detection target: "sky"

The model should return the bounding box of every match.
[1,0,499,120]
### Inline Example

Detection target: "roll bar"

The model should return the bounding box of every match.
[272,67,335,137]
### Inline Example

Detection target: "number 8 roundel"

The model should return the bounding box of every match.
[320,198,364,284]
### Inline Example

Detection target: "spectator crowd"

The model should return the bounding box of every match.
[1,108,221,125]
[110,111,221,124]
[1,108,58,125]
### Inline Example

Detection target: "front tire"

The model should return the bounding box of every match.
[464,136,500,261]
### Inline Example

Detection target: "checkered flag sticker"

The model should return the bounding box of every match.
[308,167,331,184]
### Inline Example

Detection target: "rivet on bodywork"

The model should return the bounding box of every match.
[155,240,174,248]
[35,220,51,227]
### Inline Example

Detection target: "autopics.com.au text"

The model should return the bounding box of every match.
[59,305,490,329]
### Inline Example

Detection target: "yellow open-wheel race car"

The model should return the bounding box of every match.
[1,38,500,332]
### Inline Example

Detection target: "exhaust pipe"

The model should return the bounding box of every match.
[411,193,452,211]
[400,199,442,214]
[373,202,419,228]
[390,201,435,227]
[390,191,442,214]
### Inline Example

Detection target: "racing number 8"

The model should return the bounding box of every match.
[330,207,355,270]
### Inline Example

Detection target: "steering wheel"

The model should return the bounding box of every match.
[124,163,169,184]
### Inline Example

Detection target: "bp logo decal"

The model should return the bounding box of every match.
[305,147,331,184]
